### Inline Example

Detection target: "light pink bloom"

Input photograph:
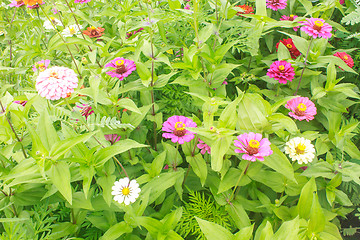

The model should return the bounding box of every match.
[184,4,190,9]
[162,115,197,144]
[197,139,211,154]
[32,59,50,72]
[266,0,287,11]
[267,60,295,84]
[280,15,300,31]
[74,0,91,3]
[234,132,273,162]
[35,66,78,100]
[105,134,121,145]
[285,97,317,122]
[300,18,332,39]
[9,0,25,7]
[76,104,94,119]
[105,57,136,81]
[52,7,58,14]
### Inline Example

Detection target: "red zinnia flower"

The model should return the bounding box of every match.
[83,26,105,38]
[334,52,354,69]
[235,4,254,15]
[276,39,301,59]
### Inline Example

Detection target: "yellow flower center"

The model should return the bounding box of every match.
[314,20,324,27]
[290,14,294,17]
[49,71,58,78]
[297,103,307,112]
[116,60,125,66]
[69,27,76,35]
[38,63,46,71]
[175,122,185,131]
[248,139,260,149]
[295,143,306,154]
[122,187,130,196]
[343,55,348,60]
[278,65,285,71]
[286,44,292,48]
[91,26,96,30]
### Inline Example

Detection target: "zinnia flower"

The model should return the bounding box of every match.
[235,4,254,15]
[105,134,121,145]
[105,57,136,81]
[300,18,332,39]
[280,15,300,31]
[23,0,42,6]
[276,39,301,59]
[111,177,141,205]
[285,137,315,164]
[74,0,91,3]
[35,66,78,100]
[83,26,105,38]
[197,139,211,154]
[285,97,317,121]
[32,59,50,72]
[334,52,354,69]
[162,115,197,144]
[184,4,190,9]
[126,28,144,39]
[234,132,273,162]
[43,17,62,30]
[9,0,25,7]
[62,24,81,37]
[27,1,44,8]
[14,100,27,106]
[76,104,94,119]
[267,60,295,84]
[266,0,287,11]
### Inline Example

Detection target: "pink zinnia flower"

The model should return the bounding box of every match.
[105,134,121,145]
[285,97,317,122]
[74,0,91,3]
[162,115,197,144]
[266,0,287,11]
[234,132,273,162]
[35,66,78,100]
[14,100,27,106]
[280,15,300,31]
[9,0,25,7]
[76,104,94,119]
[339,0,344,4]
[105,57,136,81]
[334,52,354,69]
[300,18,332,39]
[32,59,50,72]
[197,139,211,154]
[267,60,295,84]
[184,4,190,9]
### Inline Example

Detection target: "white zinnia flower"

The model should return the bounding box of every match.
[285,137,315,164]
[62,24,81,37]
[43,17,62,30]
[111,177,141,205]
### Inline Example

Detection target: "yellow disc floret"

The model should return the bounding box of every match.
[122,187,130,196]
[116,60,125,66]
[278,65,285,71]
[297,103,307,112]
[249,139,260,149]
[175,122,185,131]
[286,44,292,48]
[295,143,306,154]
[343,55,348,60]
[314,20,324,27]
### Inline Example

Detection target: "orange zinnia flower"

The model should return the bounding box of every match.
[23,0,42,6]
[83,27,105,38]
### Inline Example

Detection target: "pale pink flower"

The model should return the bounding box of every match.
[300,18,332,39]
[184,4,190,9]
[105,134,121,145]
[35,66,78,100]
[32,59,50,72]
[197,139,211,154]
[280,15,300,31]
[266,0,287,11]
[9,0,25,7]
[285,97,317,122]
[105,57,136,81]
[162,116,197,144]
[267,60,295,84]
[234,132,273,162]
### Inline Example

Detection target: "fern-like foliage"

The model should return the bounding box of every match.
[342,8,360,25]
[176,191,232,240]
[84,114,134,131]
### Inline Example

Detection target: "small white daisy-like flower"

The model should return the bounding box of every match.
[285,137,315,164]
[111,177,141,205]
[0,30,5,36]
[62,24,81,37]
[43,17,62,30]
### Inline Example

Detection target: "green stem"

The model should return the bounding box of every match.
[294,39,313,96]
[229,161,251,202]
[173,143,179,171]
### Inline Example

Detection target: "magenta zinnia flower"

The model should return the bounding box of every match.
[300,18,332,39]
[266,0,287,11]
[74,0,91,3]
[9,0,25,7]
[267,60,295,84]
[76,104,94,119]
[162,116,197,144]
[14,100,27,106]
[105,57,136,81]
[105,134,121,145]
[32,59,50,72]
[35,66,78,100]
[234,132,273,162]
[334,52,354,69]
[197,139,211,154]
[285,97,317,122]
[280,15,300,31]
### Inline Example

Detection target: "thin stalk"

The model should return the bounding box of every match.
[294,39,313,95]
[8,8,17,65]
[229,161,250,202]
[173,143,179,171]
[182,136,199,186]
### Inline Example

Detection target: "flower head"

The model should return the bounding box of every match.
[26,1,44,8]
[23,0,42,6]
[276,39,301,59]
[43,17,62,30]
[162,115,197,144]
[285,97,317,121]
[83,26,105,38]
[9,0,25,7]
[111,177,141,205]
[285,137,315,164]
[62,24,81,37]
[14,100,27,106]
[76,104,94,119]
[266,0,287,11]
[126,28,144,39]
[300,18,332,39]
[235,4,254,15]
[184,3,190,9]
[280,15,300,31]
[267,60,295,84]
[334,52,354,69]
[105,57,136,81]
[35,66,78,100]
[197,139,211,154]
[74,0,91,3]
[52,7,58,14]
[234,132,273,162]
[105,134,121,145]
[32,59,50,72]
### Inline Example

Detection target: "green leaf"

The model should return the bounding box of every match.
[226,201,251,229]
[100,222,132,240]
[48,162,72,204]
[254,220,274,240]
[233,225,254,240]
[278,31,309,55]
[38,110,59,151]
[210,136,232,172]
[149,151,166,177]
[218,92,244,129]
[195,217,233,240]
[267,113,298,134]
[270,217,299,240]
[117,98,141,114]
[48,222,78,239]
[325,62,336,90]
[298,177,317,219]
[136,62,152,87]
[186,153,208,186]
[97,174,116,206]
[308,193,325,233]
[277,42,291,60]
